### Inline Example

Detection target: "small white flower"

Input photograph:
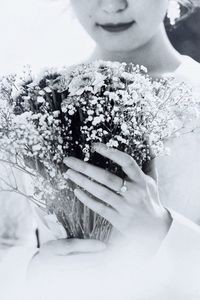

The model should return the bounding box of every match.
[92,116,101,126]
[44,87,52,93]
[37,96,45,103]
[32,144,41,152]
[68,109,75,116]
[88,110,94,115]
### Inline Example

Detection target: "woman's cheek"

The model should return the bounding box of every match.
[70,0,96,17]
[70,0,96,33]
[134,0,168,24]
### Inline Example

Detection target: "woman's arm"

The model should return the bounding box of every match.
[154,209,200,293]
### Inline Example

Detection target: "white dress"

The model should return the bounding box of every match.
[1,55,200,300]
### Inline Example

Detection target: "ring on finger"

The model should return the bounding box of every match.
[118,178,128,194]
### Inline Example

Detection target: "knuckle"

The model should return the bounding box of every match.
[140,177,150,191]
[147,175,156,186]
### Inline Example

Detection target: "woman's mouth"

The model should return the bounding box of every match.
[97,20,135,33]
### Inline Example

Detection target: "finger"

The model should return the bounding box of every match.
[93,143,144,182]
[41,239,106,256]
[66,169,125,212]
[74,188,118,224]
[64,156,122,192]
[146,158,158,182]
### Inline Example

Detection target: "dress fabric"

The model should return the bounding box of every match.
[1,55,200,299]
[156,55,200,224]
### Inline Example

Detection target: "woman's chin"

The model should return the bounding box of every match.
[96,41,140,56]
[93,33,141,54]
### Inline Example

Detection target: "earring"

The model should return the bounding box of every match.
[167,0,181,25]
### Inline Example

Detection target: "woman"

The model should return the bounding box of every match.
[37,0,200,249]
[1,0,200,299]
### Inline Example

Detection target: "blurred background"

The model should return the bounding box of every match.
[0,0,94,75]
[0,0,200,254]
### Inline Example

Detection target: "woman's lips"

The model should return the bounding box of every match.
[97,20,135,33]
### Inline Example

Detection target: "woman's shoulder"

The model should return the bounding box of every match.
[174,55,200,87]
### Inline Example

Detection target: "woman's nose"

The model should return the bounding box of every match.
[99,0,128,14]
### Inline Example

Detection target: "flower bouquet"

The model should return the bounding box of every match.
[0,61,197,242]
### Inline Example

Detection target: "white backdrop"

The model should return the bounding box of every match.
[0,0,95,75]
[0,0,95,246]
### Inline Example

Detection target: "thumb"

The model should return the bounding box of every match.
[69,239,107,254]
[41,238,106,256]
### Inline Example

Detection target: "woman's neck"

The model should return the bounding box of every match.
[90,24,182,78]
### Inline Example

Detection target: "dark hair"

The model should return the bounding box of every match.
[178,0,198,19]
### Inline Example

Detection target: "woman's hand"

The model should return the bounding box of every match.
[64,143,172,254]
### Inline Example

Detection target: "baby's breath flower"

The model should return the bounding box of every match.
[0,60,198,242]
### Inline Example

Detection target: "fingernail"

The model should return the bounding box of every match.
[74,188,84,197]
[66,169,75,177]
[92,143,106,152]
[64,157,76,166]
[91,143,101,152]
[63,172,69,179]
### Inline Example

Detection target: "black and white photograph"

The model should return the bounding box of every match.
[0,1,200,299]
